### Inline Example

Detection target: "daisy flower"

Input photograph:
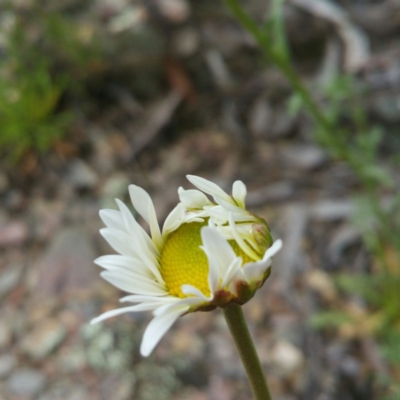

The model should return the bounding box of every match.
[91,175,282,356]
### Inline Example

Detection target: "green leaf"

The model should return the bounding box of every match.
[310,312,352,329]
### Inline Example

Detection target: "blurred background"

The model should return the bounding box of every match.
[0,0,400,399]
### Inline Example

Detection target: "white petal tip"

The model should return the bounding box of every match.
[271,239,283,253]
[140,347,151,357]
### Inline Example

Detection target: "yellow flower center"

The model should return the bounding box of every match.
[160,221,254,298]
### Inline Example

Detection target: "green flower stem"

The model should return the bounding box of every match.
[223,304,272,400]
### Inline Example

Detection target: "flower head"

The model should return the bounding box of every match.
[91,175,282,356]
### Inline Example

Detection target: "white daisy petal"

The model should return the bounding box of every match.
[242,259,271,282]
[99,209,126,231]
[176,295,208,307]
[100,227,160,282]
[207,253,219,294]
[129,184,163,249]
[148,202,163,250]
[201,226,236,277]
[240,232,260,252]
[120,294,178,304]
[221,257,243,289]
[94,255,152,278]
[203,205,256,226]
[153,296,203,317]
[162,203,186,237]
[215,224,253,241]
[228,214,259,261]
[115,199,159,257]
[214,195,248,215]
[186,175,234,205]
[226,213,257,223]
[242,240,282,282]
[128,185,153,224]
[262,239,283,261]
[140,305,189,357]
[178,187,211,209]
[95,254,138,268]
[183,215,205,224]
[101,271,167,296]
[115,199,164,282]
[232,180,247,208]
[102,228,164,285]
[207,218,216,228]
[100,228,138,258]
[181,284,213,301]
[90,303,159,325]
[100,266,157,285]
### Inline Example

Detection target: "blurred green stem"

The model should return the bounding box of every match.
[223,304,272,400]
[224,0,337,146]
[223,0,393,196]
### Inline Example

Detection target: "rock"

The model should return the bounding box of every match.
[29,199,63,242]
[66,159,98,190]
[100,173,130,209]
[90,129,116,174]
[37,382,88,400]
[21,319,67,360]
[7,368,47,396]
[326,342,346,366]
[0,221,29,247]
[0,384,7,400]
[209,375,236,400]
[372,93,400,123]
[0,322,12,349]
[208,333,241,377]
[306,269,337,302]
[3,190,24,211]
[246,182,295,207]
[174,388,210,400]
[248,97,274,138]
[340,356,361,378]
[176,359,209,388]
[172,27,200,57]
[271,340,304,373]
[0,355,16,378]
[170,329,205,358]
[0,263,23,300]
[274,204,309,284]
[310,200,354,221]
[328,225,361,266]
[95,0,129,16]
[98,374,135,400]
[270,108,297,138]
[57,345,86,372]
[283,144,328,171]
[108,5,147,33]
[36,227,97,298]
[156,0,190,23]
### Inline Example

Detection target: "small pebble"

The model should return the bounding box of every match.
[21,319,67,360]
[0,322,12,349]
[0,221,29,247]
[271,340,304,373]
[0,264,23,299]
[0,355,16,378]
[66,160,98,190]
[7,368,46,396]
[283,144,328,171]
